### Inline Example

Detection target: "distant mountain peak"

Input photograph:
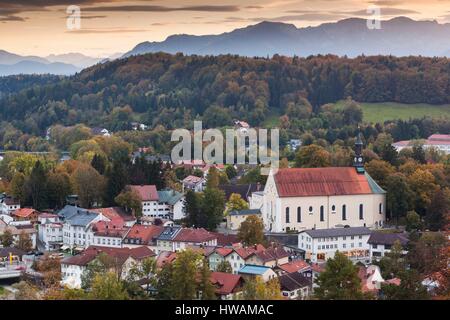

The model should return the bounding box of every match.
[123,16,450,58]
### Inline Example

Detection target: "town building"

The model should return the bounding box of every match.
[254,135,386,233]
[122,224,164,252]
[226,209,261,231]
[238,265,277,282]
[182,175,206,192]
[12,208,39,222]
[392,134,450,154]
[61,246,155,288]
[156,227,217,253]
[279,271,311,300]
[298,227,372,263]
[210,272,245,300]
[368,232,409,261]
[0,196,20,215]
[38,213,63,251]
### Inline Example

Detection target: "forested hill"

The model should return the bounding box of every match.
[0,53,449,135]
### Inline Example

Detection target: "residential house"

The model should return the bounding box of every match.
[182,175,206,193]
[12,208,39,223]
[246,246,290,268]
[91,127,110,137]
[58,206,107,250]
[393,134,450,154]
[156,227,218,253]
[61,245,156,288]
[257,137,386,233]
[128,185,162,218]
[238,265,277,282]
[208,247,234,271]
[227,245,266,274]
[227,209,261,231]
[368,231,409,262]
[91,220,128,248]
[157,189,185,221]
[37,213,63,251]
[279,272,311,300]
[275,259,312,277]
[90,207,136,228]
[0,196,20,215]
[210,272,245,300]
[2,224,37,250]
[298,227,372,263]
[122,224,164,252]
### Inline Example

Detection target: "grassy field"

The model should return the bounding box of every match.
[334,101,450,124]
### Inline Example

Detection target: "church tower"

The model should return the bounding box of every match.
[353,129,364,171]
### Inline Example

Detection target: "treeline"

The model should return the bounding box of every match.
[0,53,449,135]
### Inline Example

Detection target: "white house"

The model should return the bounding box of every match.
[58,206,108,250]
[298,227,372,263]
[156,227,217,253]
[367,232,409,262]
[393,134,450,154]
[182,175,206,193]
[157,189,185,221]
[0,196,20,215]
[238,265,277,282]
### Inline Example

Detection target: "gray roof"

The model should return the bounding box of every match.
[58,205,98,227]
[229,209,261,216]
[368,232,409,246]
[157,189,184,206]
[302,227,371,239]
[157,226,181,241]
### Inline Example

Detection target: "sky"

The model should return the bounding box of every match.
[1,0,449,57]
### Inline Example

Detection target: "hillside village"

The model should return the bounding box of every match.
[0,127,448,301]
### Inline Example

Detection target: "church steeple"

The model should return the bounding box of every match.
[353,128,364,170]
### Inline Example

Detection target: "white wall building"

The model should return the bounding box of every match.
[298,227,372,263]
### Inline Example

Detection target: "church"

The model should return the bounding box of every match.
[254,133,386,233]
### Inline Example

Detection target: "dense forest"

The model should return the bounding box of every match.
[0,53,449,137]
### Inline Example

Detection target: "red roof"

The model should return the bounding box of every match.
[211,272,243,295]
[156,251,177,268]
[62,246,155,266]
[215,247,233,257]
[212,232,240,247]
[13,208,37,218]
[128,185,159,201]
[428,134,450,141]
[173,228,217,243]
[234,244,265,260]
[90,207,135,222]
[182,175,204,184]
[278,260,311,273]
[92,220,128,237]
[125,225,164,243]
[274,167,373,197]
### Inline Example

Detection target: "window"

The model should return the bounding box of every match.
[331,205,336,212]
[379,203,383,214]
[320,206,324,222]
[297,207,302,222]
[309,206,313,214]
[359,204,364,220]
[285,207,290,223]
[342,205,347,220]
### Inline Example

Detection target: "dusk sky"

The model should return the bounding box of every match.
[1,0,449,57]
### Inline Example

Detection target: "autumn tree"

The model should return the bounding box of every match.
[242,277,282,300]
[71,163,105,208]
[171,249,202,300]
[386,173,414,223]
[315,251,364,300]
[425,188,450,231]
[364,159,395,190]
[225,193,249,215]
[198,258,216,300]
[237,215,265,246]
[377,240,406,279]
[381,269,429,300]
[408,169,440,215]
[0,229,14,247]
[89,272,129,300]
[216,260,232,273]
[114,188,143,218]
[17,231,33,252]
[295,144,331,168]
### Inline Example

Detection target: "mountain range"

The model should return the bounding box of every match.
[1,17,450,76]
[0,51,109,76]
[124,17,450,58]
